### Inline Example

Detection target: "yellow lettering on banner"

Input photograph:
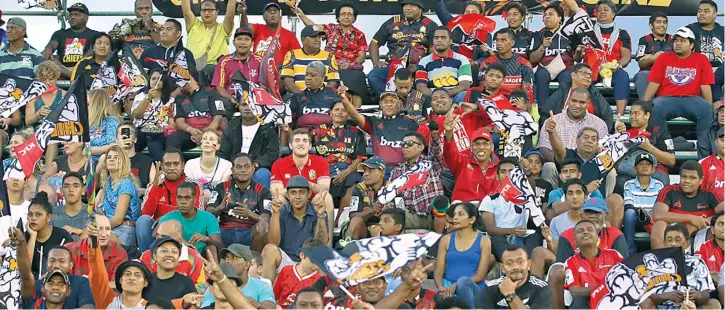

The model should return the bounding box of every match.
[347,261,391,283]
[52,122,85,138]
[582,0,671,6]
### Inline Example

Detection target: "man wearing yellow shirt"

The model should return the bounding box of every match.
[181,0,236,80]
[280,25,340,94]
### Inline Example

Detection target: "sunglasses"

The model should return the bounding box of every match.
[403,140,422,148]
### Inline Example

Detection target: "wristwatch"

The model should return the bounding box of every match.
[505,292,517,303]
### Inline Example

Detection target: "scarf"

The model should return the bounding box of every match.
[594,22,620,55]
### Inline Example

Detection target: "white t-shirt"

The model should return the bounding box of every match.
[184,157,233,188]
[241,123,261,154]
[0,200,30,244]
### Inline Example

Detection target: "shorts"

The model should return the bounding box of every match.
[403,208,432,231]
[276,247,297,275]
[330,172,362,199]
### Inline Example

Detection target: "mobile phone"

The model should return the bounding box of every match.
[121,127,131,138]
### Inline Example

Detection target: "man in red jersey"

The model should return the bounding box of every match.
[273,238,324,308]
[239,2,300,65]
[696,211,724,284]
[644,26,715,138]
[700,128,725,191]
[464,62,517,127]
[477,29,533,102]
[564,220,624,309]
[651,160,724,249]
[443,118,498,203]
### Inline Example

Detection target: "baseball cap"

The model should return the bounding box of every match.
[581,197,608,213]
[215,262,244,286]
[219,244,254,261]
[471,129,492,142]
[286,175,310,190]
[357,156,386,172]
[7,18,28,38]
[67,2,89,15]
[634,152,657,166]
[524,150,543,160]
[301,25,326,38]
[43,270,71,286]
[115,260,153,293]
[264,2,281,12]
[150,236,182,254]
[401,0,424,9]
[379,91,397,100]
[673,27,695,41]
[234,26,253,39]
[718,127,724,138]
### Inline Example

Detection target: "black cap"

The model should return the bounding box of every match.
[150,236,182,254]
[264,2,281,12]
[115,260,153,293]
[67,2,89,15]
[301,25,326,38]
[634,152,657,166]
[43,270,71,286]
[234,26,253,39]
[401,0,424,9]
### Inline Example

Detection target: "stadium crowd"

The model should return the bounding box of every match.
[0,0,723,308]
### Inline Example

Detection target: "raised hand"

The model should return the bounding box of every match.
[312,190,329,217]
[8,227,25,247]
[443,108,460,133]
[614,114,626,133]
[271,189,284,213]
[200,250,226,282]
[404,259,433,290]
[545,111,557,134]
[458,102,478,116]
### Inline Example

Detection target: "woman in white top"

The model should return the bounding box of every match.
[131,69,176,161]
[184,130,232,204]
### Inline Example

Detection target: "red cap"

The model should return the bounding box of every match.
[471,129,492,141]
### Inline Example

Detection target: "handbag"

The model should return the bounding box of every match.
[195,24,218,71]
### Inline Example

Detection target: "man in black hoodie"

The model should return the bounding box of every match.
[698,101,724,159]
[539,63,614,133]
[219,100,279,190]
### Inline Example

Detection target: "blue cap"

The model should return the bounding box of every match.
[357,156,386,172]
[581,197,608,213]
[264,2,281,11]
[524,150,543,160]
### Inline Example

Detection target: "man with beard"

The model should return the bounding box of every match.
[108,0,161,58]
[651,160,724,249]
[699,127,725,192]
[393,69,430,124]
[644,27,715,138]
[240,2,300,65]
[563,220,624,309]
[688,0,724,100]
[698,102,725,159]
[213,26,261,103]
[65,215,128,281]
[12,227,95,309]
[539,63,614,133]
[139,19,197,79]
[477,29,534,102]
[281,26,340,94]
[208,153,272,251]
[634,12,673,100]
[219,100,279,189]
[640,223,720,309]
[477,245,552,309]
[367,0,438,97]
[144,236,197,301]
[415,26,472,102]
[159,182,222,256]
[137,150,199,252]
[345,157,386,240]
[42,3,100,78]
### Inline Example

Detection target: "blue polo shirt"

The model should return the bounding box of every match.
[622,177,665,212]
[33,274,95,308]
[0,42,43,79]
[200,276,276,307]
[278,203,328,262]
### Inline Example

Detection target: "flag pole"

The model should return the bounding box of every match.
[338,285,356,299]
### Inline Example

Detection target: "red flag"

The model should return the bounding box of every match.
[13,135,44,179]
[385,57,407,92]
[252,85,283,106]
[583,45,607,80]
[260,26,282,100]
[496,176,527,205]
[447,14,495,59]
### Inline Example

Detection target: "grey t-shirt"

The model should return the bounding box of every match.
[51,204,89,241]
[550,211,576,241]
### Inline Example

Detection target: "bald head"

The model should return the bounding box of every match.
[156,220,183,241]
[95,215,113,247]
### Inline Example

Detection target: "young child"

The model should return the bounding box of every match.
[369,208,405,237]
[273,238,325,308]
[622,153,664,255]
[249,251,272,287]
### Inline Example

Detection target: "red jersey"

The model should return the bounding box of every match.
[273,264,321,308]
[418,105,490,157]
[399,289,437,309]
[564,248,624,308]
[463,87,518,127]
[700,154,724,192]
[65,239,127,281]
[560,227,624,252]
[252,24,301,65]
[140,245,206,290]
[444,139,500,202]
[270,154,331,187]
[141,175,201,219]
[695,239,724,276]
[648,52,715,98]
[656,184,723,218]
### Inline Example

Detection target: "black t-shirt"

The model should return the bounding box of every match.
[143,273,197,301]
[50,28,101,68]
[656,185,723,218]
[174,90,226,122]
[290,87,340,129]
[362,115,419,167]
[477,275,552,309]
[687,22,724,67]
[54,155,95,180]
[533,179,553,211]
[529,29,573,67]
[564,149,601,185]
[25,226,72,279]
[209,180,272,230]
[400,90,431,124]
[635,34,673,69]
[130,153,154,187]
